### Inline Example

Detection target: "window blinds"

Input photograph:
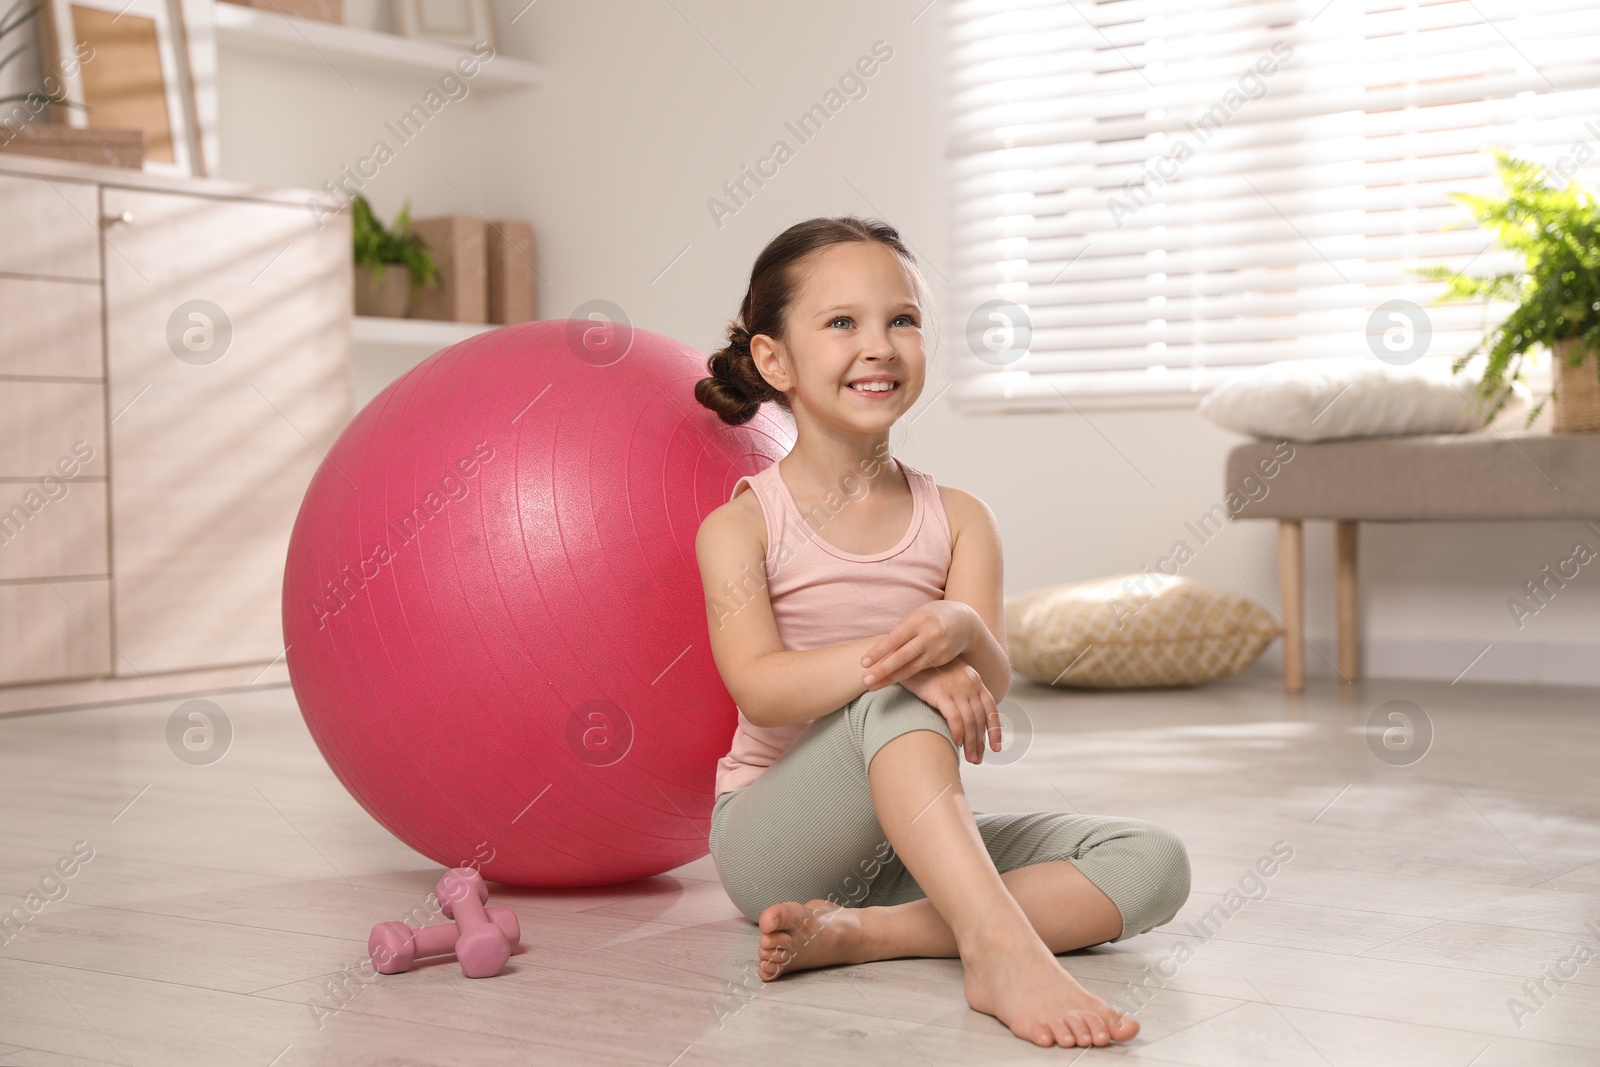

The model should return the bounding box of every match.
[944,0,1600,411]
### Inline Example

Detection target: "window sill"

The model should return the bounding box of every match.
[947,363,1556,417]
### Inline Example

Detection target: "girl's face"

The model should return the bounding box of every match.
[759,241,926,435]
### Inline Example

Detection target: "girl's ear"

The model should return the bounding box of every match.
[750,334,792,395]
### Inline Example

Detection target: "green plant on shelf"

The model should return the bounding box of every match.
[1414,148,1600,428]
[352,194,438,294]
[0,0,83,115]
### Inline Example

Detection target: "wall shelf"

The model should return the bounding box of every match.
[213,3,540,90]
[350,317,504,408]
[353,315,499,350]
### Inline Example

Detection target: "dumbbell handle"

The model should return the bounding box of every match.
[368,907,520,974]
[410,906,520,958]
[437,866,512,978]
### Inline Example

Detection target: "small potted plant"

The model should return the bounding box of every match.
[352,194,438,319]
[0,0,145,166]
[1415,149,1600,433]
[0,1,69,112]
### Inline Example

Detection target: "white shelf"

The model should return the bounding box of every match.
[353,315,498,349]
[213,3,540,90]
[351,317,505,409]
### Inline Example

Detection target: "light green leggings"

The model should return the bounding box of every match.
[708,682,1191,943]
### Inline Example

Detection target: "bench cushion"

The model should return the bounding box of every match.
[1225,431,1600,521]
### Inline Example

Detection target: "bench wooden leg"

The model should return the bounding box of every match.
[1278,519,1305,693]
[1336,520,1359,683]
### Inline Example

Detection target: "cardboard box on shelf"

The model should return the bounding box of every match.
[487,220,535,325]
[408,215,488,324]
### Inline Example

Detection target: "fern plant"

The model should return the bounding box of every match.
[1414,148,1600,428]
[351,194,438,294]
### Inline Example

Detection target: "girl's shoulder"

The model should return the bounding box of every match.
[696,473,769,560]
[931,481,998,550]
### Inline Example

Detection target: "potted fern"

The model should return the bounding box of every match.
[351,194,437,319]
[1415,149,1600,433]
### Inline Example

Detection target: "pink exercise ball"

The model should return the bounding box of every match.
[282,319,793,887]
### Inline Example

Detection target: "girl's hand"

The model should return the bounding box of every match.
[897,655,1002,765]
[861,601,979,691]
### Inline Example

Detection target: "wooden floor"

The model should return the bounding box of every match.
[1,664,1596,1066]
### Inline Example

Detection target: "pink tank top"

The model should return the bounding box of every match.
[713,456,953,796]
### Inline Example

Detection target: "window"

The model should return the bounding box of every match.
[945,0,1600,412]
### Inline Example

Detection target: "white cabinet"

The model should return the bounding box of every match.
[0,158,351,687]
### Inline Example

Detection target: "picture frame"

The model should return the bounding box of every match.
[171,0,221,177]
[391,0,495,51]
[37,0,211,176]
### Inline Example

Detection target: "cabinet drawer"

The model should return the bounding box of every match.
[0,577,111,685]
[0,382,105,475]
[0,478,108,579]
[0,174,100,281]
[0,278,103,378]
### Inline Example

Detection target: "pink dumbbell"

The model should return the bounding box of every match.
[368,905,521,975]
[436,866,514,978]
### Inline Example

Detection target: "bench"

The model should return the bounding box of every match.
[1225,430,1600,691]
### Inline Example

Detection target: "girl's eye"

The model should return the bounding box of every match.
[829,315,918,328]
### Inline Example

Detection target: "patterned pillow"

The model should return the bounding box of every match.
[1004,575,1282,688]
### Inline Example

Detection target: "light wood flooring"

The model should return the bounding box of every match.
[0,664,1596,1065]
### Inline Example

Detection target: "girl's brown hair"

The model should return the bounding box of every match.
[694,216,930,426]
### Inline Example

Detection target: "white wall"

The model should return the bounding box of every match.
[215,0,1600,687]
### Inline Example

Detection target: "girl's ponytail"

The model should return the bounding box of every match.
[695,322,783,426]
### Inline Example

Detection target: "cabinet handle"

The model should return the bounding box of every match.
[102,210,134,227]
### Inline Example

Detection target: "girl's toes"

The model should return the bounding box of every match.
[1065,1014,1095,1047]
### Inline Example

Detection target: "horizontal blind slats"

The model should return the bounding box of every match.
[947,0,1600,408]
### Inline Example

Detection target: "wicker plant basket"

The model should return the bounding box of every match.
[1552,337,1600,434]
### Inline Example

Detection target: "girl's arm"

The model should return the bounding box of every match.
[695,498,879,728]
[860,487,1011,702]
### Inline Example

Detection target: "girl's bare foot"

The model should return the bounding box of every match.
[756,899,864,980]
[962,926,1140,1048]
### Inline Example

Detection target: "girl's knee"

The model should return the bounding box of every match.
[1126,822,1192,932]
[1154,827,1193,918]
[857,682,954,752]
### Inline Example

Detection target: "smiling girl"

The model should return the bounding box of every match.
[692,216,1191,1050]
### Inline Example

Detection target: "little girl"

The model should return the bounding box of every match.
[692,216,1191,1050]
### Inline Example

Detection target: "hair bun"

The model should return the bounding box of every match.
[709,350,741,385]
